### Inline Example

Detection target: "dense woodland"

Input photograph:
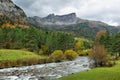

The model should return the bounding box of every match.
[0,25,75,54]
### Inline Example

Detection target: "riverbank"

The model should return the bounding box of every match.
[0,57,90,80]
[58,60,120,80]
[0,49,48,68]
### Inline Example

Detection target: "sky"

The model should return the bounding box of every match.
[12,0,120,26]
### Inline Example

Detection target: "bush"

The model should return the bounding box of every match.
[39,45,48,55]
[78,49,92,56]
[89,45,108,67]
[77,50,84,56]
[50,50,65,62]
[64,50,78,60]
[105,60,116,67]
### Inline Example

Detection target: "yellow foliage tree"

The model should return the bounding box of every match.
[75,41,82,50]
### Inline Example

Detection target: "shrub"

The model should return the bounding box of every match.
[39,45,48,55]
[105,60,116,67]
[64,50,78,60]
[77,50,84,56]
[50,50,65,62]
[78,49,92,56]
[46,56,54,63]
[89,45,108,67]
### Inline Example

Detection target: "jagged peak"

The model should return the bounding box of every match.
[57,13,76,17]
[45,13,76,18]
[41,13,77,23]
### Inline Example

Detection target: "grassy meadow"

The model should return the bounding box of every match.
[58,60,120,80]
[0,49,48,68]
[0,49,47,61]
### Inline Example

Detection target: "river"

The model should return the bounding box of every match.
[0,57,92,80]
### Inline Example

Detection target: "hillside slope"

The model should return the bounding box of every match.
[0,0,27,24]
[28,13,120,38]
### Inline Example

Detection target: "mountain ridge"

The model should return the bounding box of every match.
[28,13,120,38]
[28,13,79,26]
[28,13,110,27]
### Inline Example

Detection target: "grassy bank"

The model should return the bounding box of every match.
[59,60,120,80]
[0,49,48,68]
[0,49,47,61]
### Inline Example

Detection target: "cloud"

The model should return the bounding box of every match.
[12,0,120,26]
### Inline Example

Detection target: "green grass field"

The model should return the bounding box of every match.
[0,49,47,61]
[59,61,120,80]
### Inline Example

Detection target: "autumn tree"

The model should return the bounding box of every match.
[95,30,107,43]
[75,41,82,50]
[90,44,108,66]
[90,30,108,66]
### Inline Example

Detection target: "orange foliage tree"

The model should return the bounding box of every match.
[90,30,108,66]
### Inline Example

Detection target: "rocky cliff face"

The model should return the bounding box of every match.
[42,13,77,23]
[28,13,109,27]
[28,13,78,26]
[0,0,27,24]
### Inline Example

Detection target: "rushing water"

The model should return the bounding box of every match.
[0,57,92,80]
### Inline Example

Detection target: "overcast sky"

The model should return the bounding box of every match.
[12,0,120,26]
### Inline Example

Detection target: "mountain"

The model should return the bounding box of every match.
[28,13,120,39]
[28,13,109,27]
[0,0,27,24]
[28,13,78,26]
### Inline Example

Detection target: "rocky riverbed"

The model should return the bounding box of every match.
[0,57,92,80]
